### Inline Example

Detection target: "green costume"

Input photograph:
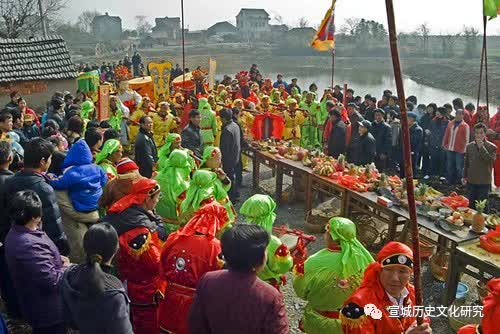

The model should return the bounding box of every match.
[179,169,217,225]
[240,194,293,289]
[81,100,95,121]
[95,139,121,178]
[156,149,192,234]
[109,105,124,133]
[293,217,374,334]
[300,94,322,149]
[200,146,236,223]
[158,133,181,169]
[198,98,217,146]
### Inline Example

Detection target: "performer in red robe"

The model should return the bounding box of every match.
[458,278,500,334]
[341,242,431,334]
[103,179,166,334]
[158,202,229,334]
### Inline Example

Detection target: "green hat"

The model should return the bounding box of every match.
[328,217,374,277]
[81,100,94,120]
[201,146,220,168]
[198,98,212,112]
[180,169,216,213]
[240,194,277,233]
[156,149,192,217]
[95,139,121,164]
[158,133,181,162]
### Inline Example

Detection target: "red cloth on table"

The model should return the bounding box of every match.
[252,113,285,140]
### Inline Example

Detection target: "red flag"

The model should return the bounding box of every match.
[311,0,336,52]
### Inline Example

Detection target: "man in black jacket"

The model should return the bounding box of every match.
[349,120,376,166]
[370,109,392,172]
[181,110,203,160]
[232,108,248,188]
[347,103,364,145]
[135,116,158,178]
[220,109,241,201]
[327,109,347,158]
[1,138,69,256]
[408,112,424,175]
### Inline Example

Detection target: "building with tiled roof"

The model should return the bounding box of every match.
[236,8,271,40]
[0,36,77,108]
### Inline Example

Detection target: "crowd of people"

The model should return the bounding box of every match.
[0,63,498,334]
[76,53,187,86]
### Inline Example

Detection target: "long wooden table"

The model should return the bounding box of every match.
[245,147,488,304]
[444,241,500,306]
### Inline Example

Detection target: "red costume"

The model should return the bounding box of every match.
[158,203,229,334]
[489,112,500,187]
[458,278,500,334]
[341,242,429,334]
[105,179,165,334]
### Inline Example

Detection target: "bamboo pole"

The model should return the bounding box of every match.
[331,50,335,89]
[385,0,424,324]
[483,15,489,110]
[477,44,485,108]
[181,0,186,87]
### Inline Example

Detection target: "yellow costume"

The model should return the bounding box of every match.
[129,109,146,144]
[148,61,173,100]
[152,112,177,148]
[284,111,306,145]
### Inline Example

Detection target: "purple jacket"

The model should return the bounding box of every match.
[4,224,65,328]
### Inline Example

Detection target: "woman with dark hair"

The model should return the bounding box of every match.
[62,223,133,334]
[189,224,290,334]
[4,190,69,334]
[65,115,84,147]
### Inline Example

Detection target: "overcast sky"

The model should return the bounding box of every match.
[62,0,500,35]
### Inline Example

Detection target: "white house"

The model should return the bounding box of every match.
[236,8,270,40]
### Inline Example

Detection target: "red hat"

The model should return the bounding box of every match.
[116,158,139,175]
[108,179,160,214]
[483,278,500,334]
[359,242,414,293]
[377,241,414,269]
[177,202,229,239]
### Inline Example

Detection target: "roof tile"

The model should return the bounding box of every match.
[0,35,77,83]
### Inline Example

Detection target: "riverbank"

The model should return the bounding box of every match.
[74,44,499,105]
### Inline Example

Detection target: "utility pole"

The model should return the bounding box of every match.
[37,0,48,38]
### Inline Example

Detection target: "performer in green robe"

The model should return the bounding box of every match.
[95,139,122,180]
[200,146,236,223]
[198,97,217,146]
[239,194,294,290]
[293,217,374,334]
[300,92,322,149]
[155,149,193,234]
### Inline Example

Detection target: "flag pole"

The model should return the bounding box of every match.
[483,15,489,110]
[181,0,186,87]
[331,50,335,88]
[385,0,424,325]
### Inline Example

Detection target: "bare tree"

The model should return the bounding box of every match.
[462,26,480,58]
[439,33,460,58]
[273,14,284,25]
[415,23,431,56]
[298,17,309,28]
[339,17,361,35]
[135,15,152,36]
[77,10,101,33]
[0,0,65,38]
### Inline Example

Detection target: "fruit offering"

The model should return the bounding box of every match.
[486,215,500,228]
[446,212,465,227]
